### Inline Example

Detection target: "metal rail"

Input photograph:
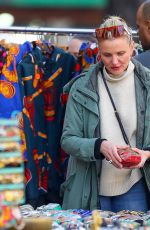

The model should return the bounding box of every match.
[0,26,138,36]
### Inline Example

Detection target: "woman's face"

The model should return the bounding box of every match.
[99,36,134,76]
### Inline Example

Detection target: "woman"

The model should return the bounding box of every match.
[60,16,150,212]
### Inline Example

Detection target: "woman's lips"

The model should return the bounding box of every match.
[111,66,121,70]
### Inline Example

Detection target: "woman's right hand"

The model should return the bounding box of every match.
[100,140,123,168]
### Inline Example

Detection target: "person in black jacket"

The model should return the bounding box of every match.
[135,0,150,68]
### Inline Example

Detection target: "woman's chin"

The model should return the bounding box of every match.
[109,69,124,76]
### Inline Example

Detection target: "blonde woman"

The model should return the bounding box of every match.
[60,16,150,212]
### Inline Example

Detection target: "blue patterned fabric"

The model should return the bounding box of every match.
[0,42,32,119]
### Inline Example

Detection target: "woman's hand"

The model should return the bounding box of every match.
[100,140,123,168]
[126,148,150,168]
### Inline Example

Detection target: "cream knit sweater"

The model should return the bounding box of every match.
[98,61,142,196]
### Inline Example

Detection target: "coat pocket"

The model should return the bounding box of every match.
[60,173,76,197]
[143,161,150,191]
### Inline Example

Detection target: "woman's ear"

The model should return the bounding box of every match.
[130,41,135,57]
[145,20,150,33]
[130,40,135,49]
[97,53,101,62]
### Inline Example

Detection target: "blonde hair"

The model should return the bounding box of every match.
[97,16,132,42]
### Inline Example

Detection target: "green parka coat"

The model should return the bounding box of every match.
[60,59,150,210]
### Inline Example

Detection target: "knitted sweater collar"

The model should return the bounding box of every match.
[103,61,135,82]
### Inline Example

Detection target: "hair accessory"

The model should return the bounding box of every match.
[95,25,131,40]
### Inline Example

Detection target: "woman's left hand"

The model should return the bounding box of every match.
[126,148,150,168]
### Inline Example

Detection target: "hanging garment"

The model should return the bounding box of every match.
[0,41,32,118]
[43,50,76,204]
[74,42,98,76]
[17,49,50,208]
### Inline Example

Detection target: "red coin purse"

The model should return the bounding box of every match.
[117,147,141,167]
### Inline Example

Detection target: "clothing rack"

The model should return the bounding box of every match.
[0,26,138,45]
[0,26,138,36]
[0,26,95,35]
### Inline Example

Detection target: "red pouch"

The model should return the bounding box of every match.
[117,147,141,167]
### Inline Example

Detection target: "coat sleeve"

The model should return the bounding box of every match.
[61,85,100,162]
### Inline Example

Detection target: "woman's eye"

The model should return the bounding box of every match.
[103,53,111,57]
[118,52,125,56]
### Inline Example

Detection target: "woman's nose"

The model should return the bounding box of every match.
[112,56,119,65]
